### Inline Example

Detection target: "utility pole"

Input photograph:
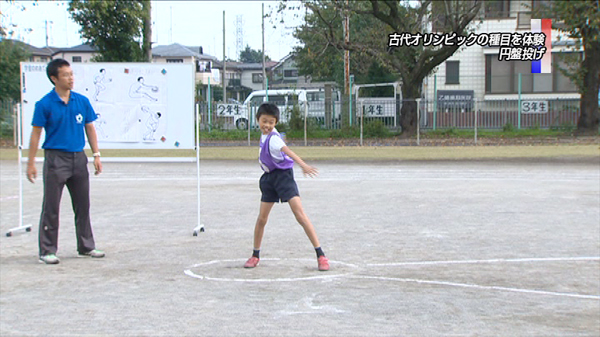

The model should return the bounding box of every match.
[262,3,266,90]
[343,0,350,96]
[223,10,227,102]
[45,20,52,47]
[142,0,152,62]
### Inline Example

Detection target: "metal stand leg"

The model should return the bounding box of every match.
[7,104,32,237]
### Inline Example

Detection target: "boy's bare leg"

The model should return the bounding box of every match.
[288,196,321,248]
[253,202,275,249]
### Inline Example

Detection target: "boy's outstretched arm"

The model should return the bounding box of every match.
[281,146,318,178]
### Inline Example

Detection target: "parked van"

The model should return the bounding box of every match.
[232,88,342,130]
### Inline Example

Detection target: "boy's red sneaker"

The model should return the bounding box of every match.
[244,256,260,268]
[318,256,329,271]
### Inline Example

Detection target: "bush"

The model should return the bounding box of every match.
[364,120,390,138]
[286,105,304,132]
[503,123,515,132]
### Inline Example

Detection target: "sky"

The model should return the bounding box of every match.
[1,0,305,62]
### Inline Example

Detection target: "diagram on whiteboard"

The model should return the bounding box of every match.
[129,76,161,102]
[21,62,194,149]
[93,68,113,102]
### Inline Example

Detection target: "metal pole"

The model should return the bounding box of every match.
[223,11,227,103]
[304,101,308,146]
[417,99,420,146]
[262,3,266,90]
[207,77,211,129]
[474,99,478,145]
[349,74,354,126]
[433,74,437,130]
[360,102,364,146]
[193,78,204,235]
[247,102,251,146]
[518,73,522,129]
[6,102,32,236]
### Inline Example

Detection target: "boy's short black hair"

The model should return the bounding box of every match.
[256,102,280,123]
[46,59,70,85]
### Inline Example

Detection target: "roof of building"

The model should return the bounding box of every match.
[152,43,218,61]
[53,44,97,53]
[3,39,54,56]
[212,60,278,71]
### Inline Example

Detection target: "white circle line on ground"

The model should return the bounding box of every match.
[350,275,600,300]
[366,256,600,267]
[184,258,360,283]
[184,257,600,299]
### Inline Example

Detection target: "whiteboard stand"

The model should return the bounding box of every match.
[7,103,32,237]
[193,101,204,236]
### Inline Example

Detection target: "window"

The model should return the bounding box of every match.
[196,60,211,72]
[446,61,460,84]
[167,59,183,63]
[252,73,263,83]
[72,56,82,63]
[267,95,286,105]
[283,69,298,78]
[485,53,579,94]
[484,0,510,18]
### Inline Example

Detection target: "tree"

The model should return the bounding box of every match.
[239,45,271,63]
[287,0,483,136]
[68,0,148,62]
[535,1,599,135]
[0,38,30,102]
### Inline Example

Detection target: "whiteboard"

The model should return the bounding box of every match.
[20,62,195,150]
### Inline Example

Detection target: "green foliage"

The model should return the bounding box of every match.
[533,1,600,95]
[211,85,224,102]
[330,126,360,138]
[363,120,390,138]
[68,0,146,62]
[550,122,576,133]
[285,0,483,135]
[0,40,30,101]
[0,102,16,140]
[287,105,305,131]
[239,45,270,63]
[502,123,515,132]
[199,129,261,141]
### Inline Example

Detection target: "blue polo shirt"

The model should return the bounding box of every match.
[32,89,97,152]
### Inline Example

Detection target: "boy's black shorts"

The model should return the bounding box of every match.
[259,168,299,203]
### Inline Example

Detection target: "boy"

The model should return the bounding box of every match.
[27,59,105,264]
[244,102,329,271]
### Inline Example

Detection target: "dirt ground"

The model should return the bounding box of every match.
[1,157,599,336]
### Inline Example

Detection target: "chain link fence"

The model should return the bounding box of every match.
[0,100,18,146]
[196,96,580,134]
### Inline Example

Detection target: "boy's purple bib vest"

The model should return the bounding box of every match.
[259,131,294,173]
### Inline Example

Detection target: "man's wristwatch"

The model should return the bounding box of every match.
[93,152,101,157]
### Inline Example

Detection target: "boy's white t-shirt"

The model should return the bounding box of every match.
[259,128,286,162]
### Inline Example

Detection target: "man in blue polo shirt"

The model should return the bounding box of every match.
[27,59,105,265]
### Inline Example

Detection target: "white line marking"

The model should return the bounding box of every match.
[0,196,18,201]
[184,258,358,283]
[366,256,600,267]
[184,257,600,299]
[351,275,600,300]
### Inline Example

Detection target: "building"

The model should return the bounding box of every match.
[425,0,580,104]
[51,44,98,63]
[3,39,54,62]
[270,54,337,90]
[151,43,220,93]
[212,61,278,102]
